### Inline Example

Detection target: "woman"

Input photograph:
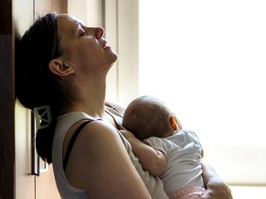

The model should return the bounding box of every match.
[15,13,232,199]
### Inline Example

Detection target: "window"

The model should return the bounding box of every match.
[139,0,266,187]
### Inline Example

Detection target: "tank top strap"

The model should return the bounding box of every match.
[63,119,100,171]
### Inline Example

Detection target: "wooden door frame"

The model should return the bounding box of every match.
[0,0,15,198]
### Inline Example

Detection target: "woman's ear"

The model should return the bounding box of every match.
[169,115,181,130]
[49,59,74,76]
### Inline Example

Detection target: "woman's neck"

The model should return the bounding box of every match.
[61,77,107,118]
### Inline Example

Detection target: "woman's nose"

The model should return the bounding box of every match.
[95,27,105,39]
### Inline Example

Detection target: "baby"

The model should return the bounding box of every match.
[121,95,206,199]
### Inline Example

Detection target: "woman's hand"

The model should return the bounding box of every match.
[201,162,233,199]
[200,181,232,199]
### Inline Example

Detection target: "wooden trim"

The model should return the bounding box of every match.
[0,0,15,198]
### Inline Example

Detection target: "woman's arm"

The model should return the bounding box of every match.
[66,121,152,199]
[201,161,233,199]
[120,129,167,176]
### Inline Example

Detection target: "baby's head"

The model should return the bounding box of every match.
[123,96,179,140]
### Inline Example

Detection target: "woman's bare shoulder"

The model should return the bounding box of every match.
[65,120,152,198]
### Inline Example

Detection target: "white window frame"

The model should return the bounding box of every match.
[103,0,139,105]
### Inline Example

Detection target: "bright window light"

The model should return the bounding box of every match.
[139,0,266,185]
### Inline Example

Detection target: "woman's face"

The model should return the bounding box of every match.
[56,14,118,75]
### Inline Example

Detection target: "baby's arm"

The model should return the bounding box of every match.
[120,129,166,176]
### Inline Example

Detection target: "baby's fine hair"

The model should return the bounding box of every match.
[123,96,173,140]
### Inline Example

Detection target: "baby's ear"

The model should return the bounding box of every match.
[169,115,181,130]
[49,58,74,76]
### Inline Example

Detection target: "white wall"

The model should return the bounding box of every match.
[68,0,102,26]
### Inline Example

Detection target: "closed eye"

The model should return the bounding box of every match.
[79,29,86,37]
[77,23,87,37]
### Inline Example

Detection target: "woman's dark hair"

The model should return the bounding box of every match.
[15,13,61,163]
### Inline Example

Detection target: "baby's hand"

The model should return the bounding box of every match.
[120,129,136,140]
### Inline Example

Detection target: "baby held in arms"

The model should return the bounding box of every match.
[121,95,206,199]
